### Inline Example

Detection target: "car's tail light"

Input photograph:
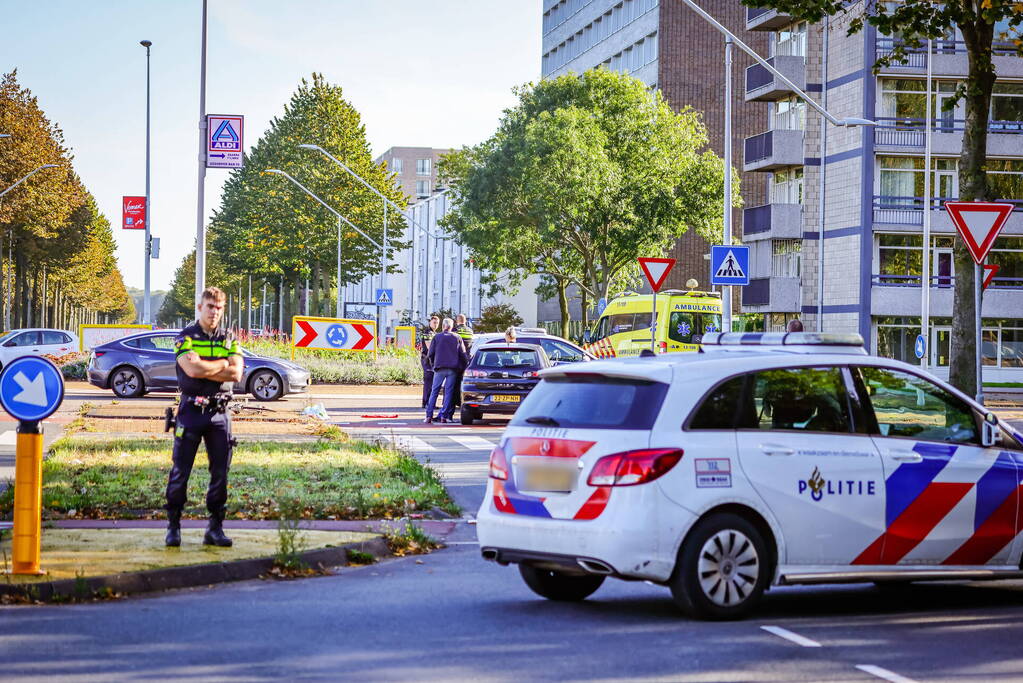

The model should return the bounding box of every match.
[94,351,105,358]
[488,446,508,480]
[522,370,539,378]
[465,369,488,378]
[586,448,683,487]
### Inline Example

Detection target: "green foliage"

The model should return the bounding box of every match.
[274,492,309,571]
[475,303,524,333]
[441,69,736,309]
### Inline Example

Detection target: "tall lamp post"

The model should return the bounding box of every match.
[140,39,153,325]
[264,169,381,320]
[676,0,876,333]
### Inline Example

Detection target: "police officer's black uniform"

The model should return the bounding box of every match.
[164,322,242,547]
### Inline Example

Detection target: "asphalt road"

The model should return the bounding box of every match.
[2,389,1023,681]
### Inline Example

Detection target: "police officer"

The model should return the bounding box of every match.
[164,286,243,548]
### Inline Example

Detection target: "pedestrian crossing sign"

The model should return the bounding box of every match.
[375,288,393,307]
[710,245,750,286]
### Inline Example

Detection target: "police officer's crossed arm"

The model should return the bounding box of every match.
[175,338,243,382]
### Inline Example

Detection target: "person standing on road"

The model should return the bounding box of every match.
[419,315,440,408]
[425,318,468,424]
[164,286,244,548]
[453,314,473,409]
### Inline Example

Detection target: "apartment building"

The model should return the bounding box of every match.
[739,8,1023,381]
[541,0,768,305]
[374,146,452,201]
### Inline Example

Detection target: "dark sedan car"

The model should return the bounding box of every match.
[459,343,552,425]
[87,330,310,401]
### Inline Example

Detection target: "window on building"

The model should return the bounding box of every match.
[416,158,431,176]
[416,180,430,197]
[879,79,959,129]
[989,235,1023,289]
[390,158,403,174]
[772,239,801,278]
[771,21,807,58]
[878,156,957,204]
[991,83,1023,131]
[771,96,806,131]
[987,158,1023,199]
[877,234,922,285]
[770,167,803,204]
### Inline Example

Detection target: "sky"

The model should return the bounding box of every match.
[2,0,541,291]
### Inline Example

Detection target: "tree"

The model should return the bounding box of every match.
[742,1,1023,395]
[441,69,735,334]
[475,303,524,333]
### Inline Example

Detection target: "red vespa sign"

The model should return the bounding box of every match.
[122,196,146,230]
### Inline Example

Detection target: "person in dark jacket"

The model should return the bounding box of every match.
[425,318,468,423]
[419,315,440,408]
[452,314,473,409]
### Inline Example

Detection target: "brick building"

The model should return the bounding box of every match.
[374,146,452,201]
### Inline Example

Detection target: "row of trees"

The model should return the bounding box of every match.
[440,69,734,338]
[159,74,406,328]
[0,71,134,332]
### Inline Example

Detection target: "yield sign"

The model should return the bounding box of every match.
[638,257,676,293]
[983,263,1001,290]
[944,201,1013,265]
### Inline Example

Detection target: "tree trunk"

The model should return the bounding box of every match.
[312,262,322,317]
[15,247,27,328]
[580,288,589,330]
[948,20,997,398]
[30,268,39,328]
[557,277,570,339]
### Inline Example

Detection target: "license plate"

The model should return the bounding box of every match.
[523,466,576,492]
[492,394,520,403]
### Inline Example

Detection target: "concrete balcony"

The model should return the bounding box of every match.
[874,121,1023,156]
[743,129,804,172]
[745,56,806,102]
[742,276,801,311]
[871,281,1023,319]
[742,203,803,241]
[871,197,1023,235]
[875,39,1023,79]
[746,7,796,31]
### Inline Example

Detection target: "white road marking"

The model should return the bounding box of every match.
[444,541,479,545]
[0,431,15,446]
[449,436,497,450]
[855,665,919,683]
[389,436,436,452]
[760,625,822,648]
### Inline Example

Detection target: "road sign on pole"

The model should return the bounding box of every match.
[983,263,1000,290]
[205,114,244,169]
[0,355,65,575]
[710,245,750,286]
[944,201,1013,265]
[291,316,376,357]
[638,257,676,354]
[914,334,926,360]
[122,196,146,230]
[375,288,393,307]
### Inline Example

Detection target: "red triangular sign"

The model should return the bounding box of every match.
[944,201,1013,265]
[983,263,1000,290]
[638,257,676,293]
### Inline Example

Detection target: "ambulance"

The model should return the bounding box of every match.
[583,289,723,358]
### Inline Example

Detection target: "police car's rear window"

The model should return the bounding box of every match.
[474,350,539,368]
[510,375,668,430]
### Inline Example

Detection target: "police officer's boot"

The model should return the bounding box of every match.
[165,508,182,547]
[203,508,233,547]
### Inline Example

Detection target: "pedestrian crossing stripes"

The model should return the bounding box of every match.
[0,430,15,446]
[373,434,499,453]
[448,436,498,450]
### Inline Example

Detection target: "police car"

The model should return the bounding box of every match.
[476,332,1023,620]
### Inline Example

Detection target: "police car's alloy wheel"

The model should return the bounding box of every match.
[111,366,144,398]
[519,564,606,602]
[670,513,768,620]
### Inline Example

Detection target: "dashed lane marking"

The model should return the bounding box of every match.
[760,625,822,648]
[855,665,919,683]
[448,436,498,450]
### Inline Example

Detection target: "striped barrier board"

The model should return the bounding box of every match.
[291,316,376,358]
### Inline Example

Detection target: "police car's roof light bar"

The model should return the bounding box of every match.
[701,332,865,347]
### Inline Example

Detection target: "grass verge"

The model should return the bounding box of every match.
[0,436,457,521]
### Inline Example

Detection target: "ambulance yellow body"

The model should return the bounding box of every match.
[584,290,723,357]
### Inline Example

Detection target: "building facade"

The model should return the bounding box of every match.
[739,8,1023,381]
[374,146,452,201]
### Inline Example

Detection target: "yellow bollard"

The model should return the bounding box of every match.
[11,424,44,575]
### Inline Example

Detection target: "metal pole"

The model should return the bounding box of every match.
[409,207,416,320]
[976,262,983,404]
[278,277,283,331]
[336,215,342,317]
[651,289,657,353]
[816,16,829,333]
[142,40,152,325]
[424,201,431,315]
[194,0,208,310]
[247,273,252,330]
[261,280,267,329]
[722,36,732,334]
[922,38,933,368]
[380,201,387,341]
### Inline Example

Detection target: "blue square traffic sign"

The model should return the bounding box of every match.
[375,288,393,307]
[710,245,750,286]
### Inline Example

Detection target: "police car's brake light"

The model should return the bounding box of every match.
[488,446,509,480]
[587,448,683,487]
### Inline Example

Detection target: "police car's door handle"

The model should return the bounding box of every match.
[885,450,923,463]
[760,444,794,456]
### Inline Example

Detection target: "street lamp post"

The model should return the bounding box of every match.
[140,39,153,325]
[264,169,381,321]
[677,0,876,333]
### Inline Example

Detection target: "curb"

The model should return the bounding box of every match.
[0,535,390,604]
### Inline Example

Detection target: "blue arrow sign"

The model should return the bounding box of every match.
[915,334,926,360]
[711,245,750,286]
[375,288,393,307]
[0,356,65,423]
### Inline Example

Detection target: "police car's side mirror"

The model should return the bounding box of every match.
[981,412,1001,448]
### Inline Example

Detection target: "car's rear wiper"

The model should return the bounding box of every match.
[525,416,560,426]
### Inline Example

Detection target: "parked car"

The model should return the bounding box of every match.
[86,330,310,401]
[0,328,79,368]
[470,329,593,365]
[460,343,552,425]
